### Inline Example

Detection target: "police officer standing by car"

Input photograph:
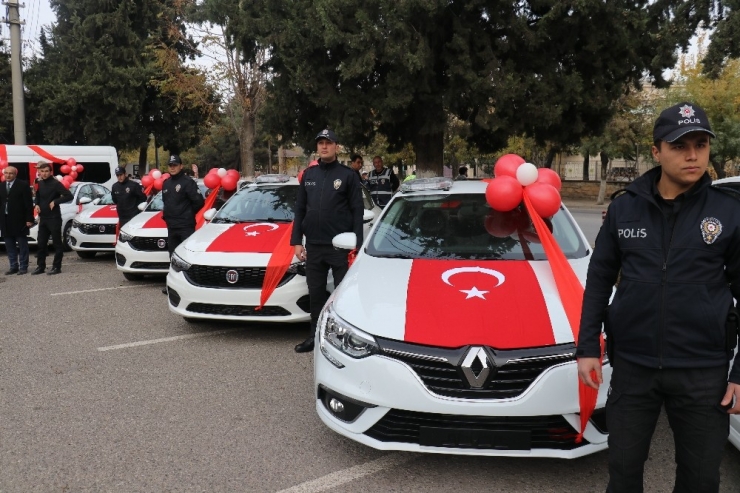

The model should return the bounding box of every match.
[367,155,399,207]
[577,102,740,493]
[111,167,147,228]
[32,161,73,275]
[291,129,364,353]
[161,155,204,293]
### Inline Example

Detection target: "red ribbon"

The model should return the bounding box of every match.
[27,145,67,164]
[195,185,221,230]
[257,223,295,310]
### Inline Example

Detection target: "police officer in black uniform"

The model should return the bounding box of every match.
[367,155,399,207]
[111,167,147,227]
[32,161,73,275]
[577,102,740,492]
[291,129,364,353]
[161,155,204,293]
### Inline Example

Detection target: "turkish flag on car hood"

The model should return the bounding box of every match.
[179,222,292,253]
[89,205,119,219]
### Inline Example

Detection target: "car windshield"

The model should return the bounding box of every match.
[366,193,589,260]
[99,193,115,205]
[212,185,297,223]
[146,184,208,212]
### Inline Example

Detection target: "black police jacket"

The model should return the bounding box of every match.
[291,159,364,247]
[161,173,204,230]
[36,176,73,219]
[577,166,740,383]
[111,178,147,220]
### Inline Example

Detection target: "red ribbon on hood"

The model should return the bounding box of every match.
[256,223,295,310]
[522,190,603,443]
[195,185,221,230]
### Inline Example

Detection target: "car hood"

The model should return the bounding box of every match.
[182,221,293,254]
[120,211,166,235]
[332,253,591,349]
[75,204,118,223]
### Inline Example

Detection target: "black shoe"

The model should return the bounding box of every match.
[162,287,168,294]
[47,267,62,275]
[18,269,27,275]
[31,267,45,275]
[294,336,315,353]
[4,269,18,275]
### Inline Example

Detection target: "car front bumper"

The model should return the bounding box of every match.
[315,339,612,459]
[114,239,170,274]
[69,228,116,251]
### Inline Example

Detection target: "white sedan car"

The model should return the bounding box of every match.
[166,174,379,323]
[68,192,122,258]
[314,178,611,459]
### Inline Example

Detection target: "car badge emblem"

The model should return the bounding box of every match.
[678,104,695,119]
[226,269,239,284]
[175,184,181,192]
[157,239,166,249]
[99,225,106,232]
[333,179,341,190]
[460,347,492,388]
[441,267,505,300]
[125,187,130,193]
[700,217,722,244]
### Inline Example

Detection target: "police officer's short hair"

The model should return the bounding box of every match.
[350,154,363,162]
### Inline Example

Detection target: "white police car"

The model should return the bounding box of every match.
[68,192,123,258]
[314,177,611,458]
[165,174,379,323]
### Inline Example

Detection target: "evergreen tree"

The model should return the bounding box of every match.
[0,41,14,144]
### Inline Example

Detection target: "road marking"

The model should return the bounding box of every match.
[97,329,239,352]
[51,285,150,296]
[275,454,416,493]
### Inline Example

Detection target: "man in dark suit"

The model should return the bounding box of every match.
[1,166,35,275]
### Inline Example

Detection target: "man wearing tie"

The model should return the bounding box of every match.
[0,166,34,275]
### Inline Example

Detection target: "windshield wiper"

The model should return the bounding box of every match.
[373,253,415,259]
[250,217,292,223]
[214,215,241,224]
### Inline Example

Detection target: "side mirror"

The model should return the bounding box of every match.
[92,198,101,205]
[203,208,217,221]
[137,202,147,211]
[78,197,92,205]
[332,232,357,250]
[363,209,375,223]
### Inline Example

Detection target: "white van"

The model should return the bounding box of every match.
[0,145,119,247]
[0,145,119,188]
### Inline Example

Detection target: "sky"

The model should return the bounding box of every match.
[1,0,56,57]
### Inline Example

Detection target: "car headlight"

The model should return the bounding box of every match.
[118,231,133,243]
[287,261,306,276]
[170,252,191,273]
[320,303,378,359]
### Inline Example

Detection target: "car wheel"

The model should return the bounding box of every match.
[122,272,142,281]
[76,251,97,259]
[63,222,73,252]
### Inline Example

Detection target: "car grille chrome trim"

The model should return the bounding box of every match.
[129,237,168,251]
[184,265,296,289]
[504,353,576,364]
[382,348,448,363]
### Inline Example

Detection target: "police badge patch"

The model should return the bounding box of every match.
[125,187,130,193]
[175,184,181,192]
[333,179,341,190]
[700,217,722,244]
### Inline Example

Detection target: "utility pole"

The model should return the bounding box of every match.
[3,0,27,144]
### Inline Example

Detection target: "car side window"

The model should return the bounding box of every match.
[93,185,108,198]
[77,185,94,204]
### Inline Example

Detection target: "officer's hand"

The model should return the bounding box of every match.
[294,245,306,261]
[49,201,55,210]
[721,382,740,414]
[577,357,603,390]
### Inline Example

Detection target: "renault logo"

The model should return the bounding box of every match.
[460,347,492,388]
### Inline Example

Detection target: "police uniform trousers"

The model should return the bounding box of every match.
[118,213,135,229]
[606,356,729,493]
[36,216,64,269]
[167,227,195,256]
[305,243,349,333]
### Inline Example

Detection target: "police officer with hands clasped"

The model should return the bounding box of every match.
[111,167,147,228]
[577,102,740,492]
[291,129,364,353]
[33,161,73,275]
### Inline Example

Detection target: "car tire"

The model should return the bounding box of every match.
[76,251,97,259]
[63,222,73,252]
[122,272,142,281]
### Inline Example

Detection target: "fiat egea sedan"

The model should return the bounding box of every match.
[314,177,612,458]
[165,174,379,323]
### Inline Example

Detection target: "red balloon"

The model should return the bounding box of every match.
[0,159,7,169]
[161,173,171,180]
[60,164,71,174]
[221,175,237,191]
[226,169,240,180]
[207,167,219,175]
[485,176,523,212]
[494,154,525,178]
[203,173,221,189]
[153,178,164,190]
[69,170,78,180]
[141,175,153,187]
[536,168,562,191]
[485,210,519,238]
[525,183,561,218]
[66,157,76,167]
[75,164,84,173]
[62,179,71,189]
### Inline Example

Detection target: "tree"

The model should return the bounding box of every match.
[254,0,712,176]
[702,2,740,78]
[0,41,14,144]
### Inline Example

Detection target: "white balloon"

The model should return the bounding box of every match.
[516,162,538,186]
[151,170,162,179]
[217,167,227,177]
[56,175,63,181]
[71,165,78,172]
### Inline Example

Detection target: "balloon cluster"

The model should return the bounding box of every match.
[0,159,7,182]
[485,154,562,218]
[203,168,239,191]
[56,158,84,189]
[140,168,171,191]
